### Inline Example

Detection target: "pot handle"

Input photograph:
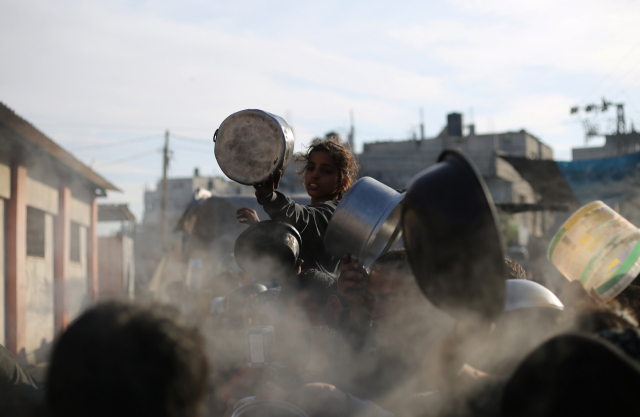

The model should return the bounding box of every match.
[213,129,218,143]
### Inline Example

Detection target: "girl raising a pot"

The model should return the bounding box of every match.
[237,135,359,277]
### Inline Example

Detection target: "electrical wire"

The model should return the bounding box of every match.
[599,54,640,99]
[172,146,215,155]
[172,133,213,144]
[581,39,640,102]
[34,121,212,131]
[94,150,159,167]
[71,134,162,151]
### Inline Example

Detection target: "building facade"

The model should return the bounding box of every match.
[0,102,118,363]
[358,113,554,243]
[572,131,640,160]
[142,169,254,230]
[137,170,255,286]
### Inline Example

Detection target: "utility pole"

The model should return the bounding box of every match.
[420,108,425,140]
[348,110,355,150]
[161,130,170,252]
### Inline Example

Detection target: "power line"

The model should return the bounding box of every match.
[172,133,213,144]
[581,39,640,102]
[172,146,215,155]
[94,150,159,167]
[71,134,162,151]
[35,121,214,131]
[600,54,640,98]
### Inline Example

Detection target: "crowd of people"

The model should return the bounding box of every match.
[4,135,640,417]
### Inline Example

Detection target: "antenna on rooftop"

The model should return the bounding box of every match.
[420,108,425,140]
[570,98,626,142]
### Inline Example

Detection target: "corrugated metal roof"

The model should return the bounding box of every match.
[500,156,579,207]
[0,102,119,191]
[98,204,136,222]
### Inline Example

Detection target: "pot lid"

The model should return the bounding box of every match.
[234,221,303,281]
[402,150,508,320]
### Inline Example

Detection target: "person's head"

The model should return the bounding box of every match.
[369,249,430,344]
[217,254,252,286]
[505,258,527,279]
[213,271,241,294]
[295,135,359,203]
[224,283,268,329]
[282,269,344,337]
[46,302,208,417]
[559,281,638,334]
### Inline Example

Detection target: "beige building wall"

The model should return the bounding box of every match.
[25,212,55,364]
[26,168,59,216]
[0,154,9,199]
[0,198,5,346]
[70,180,92,227]
[24,162,59,363]
[0,154,8,346]
[67,180,91,322]
[67,225,88,322]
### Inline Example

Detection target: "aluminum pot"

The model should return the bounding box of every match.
[215,109,295,185]
[231,400,308,417]
[504,279,564,311]
[324,177,404,268]
[234,221,302,282]
[402,150,507,320]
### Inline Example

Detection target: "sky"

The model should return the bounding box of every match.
[2,0,640,222]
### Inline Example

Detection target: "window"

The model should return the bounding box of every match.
[70,222,81,262]
[27,207,46,258]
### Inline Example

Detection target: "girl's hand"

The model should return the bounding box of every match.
[254,170,282,203]
[237,208,260,225]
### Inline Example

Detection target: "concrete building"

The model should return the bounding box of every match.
[97,204,136,301]
[142,169,253,231]
[358,113,554,244]
[0,102,118,363]
[572,131,640,160]
[137,170,255,286]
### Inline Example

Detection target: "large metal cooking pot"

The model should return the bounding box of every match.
[324,177,404,268]
[231,400,308,417]
[234,221,302,282]
[504,279,564,312]
[402,150,507,320]
[215,109,295,185]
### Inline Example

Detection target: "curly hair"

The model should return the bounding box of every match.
[295,134,360,200]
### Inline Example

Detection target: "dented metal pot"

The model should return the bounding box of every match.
[215,109,295,185]
[324,177,404,269]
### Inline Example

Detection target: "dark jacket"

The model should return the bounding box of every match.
[261,191,340,277]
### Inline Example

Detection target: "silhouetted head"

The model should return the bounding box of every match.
[46,302,208,417]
